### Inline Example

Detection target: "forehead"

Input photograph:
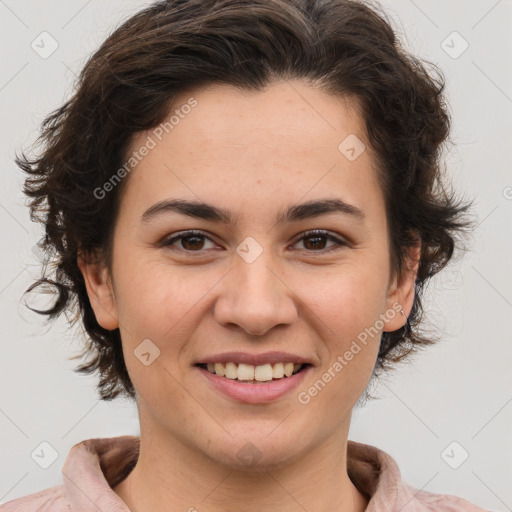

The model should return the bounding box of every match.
[118,80,383,225]
[168,80,366,150]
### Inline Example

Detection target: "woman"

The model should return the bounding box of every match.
[2,0,487,510]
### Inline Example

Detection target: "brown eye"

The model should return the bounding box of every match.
[180,234,206,250]
[302,234,328,250]
[164,231,216,252]
[293,230,347,252]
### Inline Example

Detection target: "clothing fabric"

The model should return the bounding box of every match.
[0,436,488,511]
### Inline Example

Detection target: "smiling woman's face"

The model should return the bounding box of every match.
[81,79,416,470]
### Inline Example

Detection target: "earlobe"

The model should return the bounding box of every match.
[77,251,119,331]
[383,240,421,333]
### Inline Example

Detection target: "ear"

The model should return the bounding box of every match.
[77,250,119,330]
[382,238,421,333]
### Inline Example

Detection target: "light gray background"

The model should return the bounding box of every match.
[1,1,511,510]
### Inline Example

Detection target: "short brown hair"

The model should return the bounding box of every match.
[19,0,473,401]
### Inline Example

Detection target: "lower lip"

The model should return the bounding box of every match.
[196,365,312,404]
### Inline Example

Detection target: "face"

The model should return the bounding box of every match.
[80,79,417,470]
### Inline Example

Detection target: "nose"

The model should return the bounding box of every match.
[213,251,298,336]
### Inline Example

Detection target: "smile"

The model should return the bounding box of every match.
[197,361,308,382]
[195,362,312,404]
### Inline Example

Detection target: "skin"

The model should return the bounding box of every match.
[78,79,420,512]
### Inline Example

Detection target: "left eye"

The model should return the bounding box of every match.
[293,230,347,252]
[163,230,347,253]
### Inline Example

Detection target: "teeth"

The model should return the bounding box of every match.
[273,362,284,378]
[203,362,305,381]
[237,363,255,381]
[214,363,225,377]
[225,362,238,379]
[254,364,273,381]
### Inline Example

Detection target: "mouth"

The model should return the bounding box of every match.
[193,351,315,403]
[195,361,312,403]
[195,361,311,384]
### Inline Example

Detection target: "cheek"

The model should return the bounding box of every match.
[296,268,386,415]
[113,253,205,332]
[299,257,389,332]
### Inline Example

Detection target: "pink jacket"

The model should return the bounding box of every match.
[0,436,488,511]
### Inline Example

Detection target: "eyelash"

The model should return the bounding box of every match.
[162,229,349,255]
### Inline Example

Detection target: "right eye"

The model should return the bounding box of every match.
[163,230,218,253]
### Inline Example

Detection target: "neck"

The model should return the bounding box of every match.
[113,418,369,512]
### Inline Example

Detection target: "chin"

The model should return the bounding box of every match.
[201,425,312,472]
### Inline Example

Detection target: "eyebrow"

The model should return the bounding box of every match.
[140,197,365,225]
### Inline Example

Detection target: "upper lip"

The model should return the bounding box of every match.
[194,351,314,367]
